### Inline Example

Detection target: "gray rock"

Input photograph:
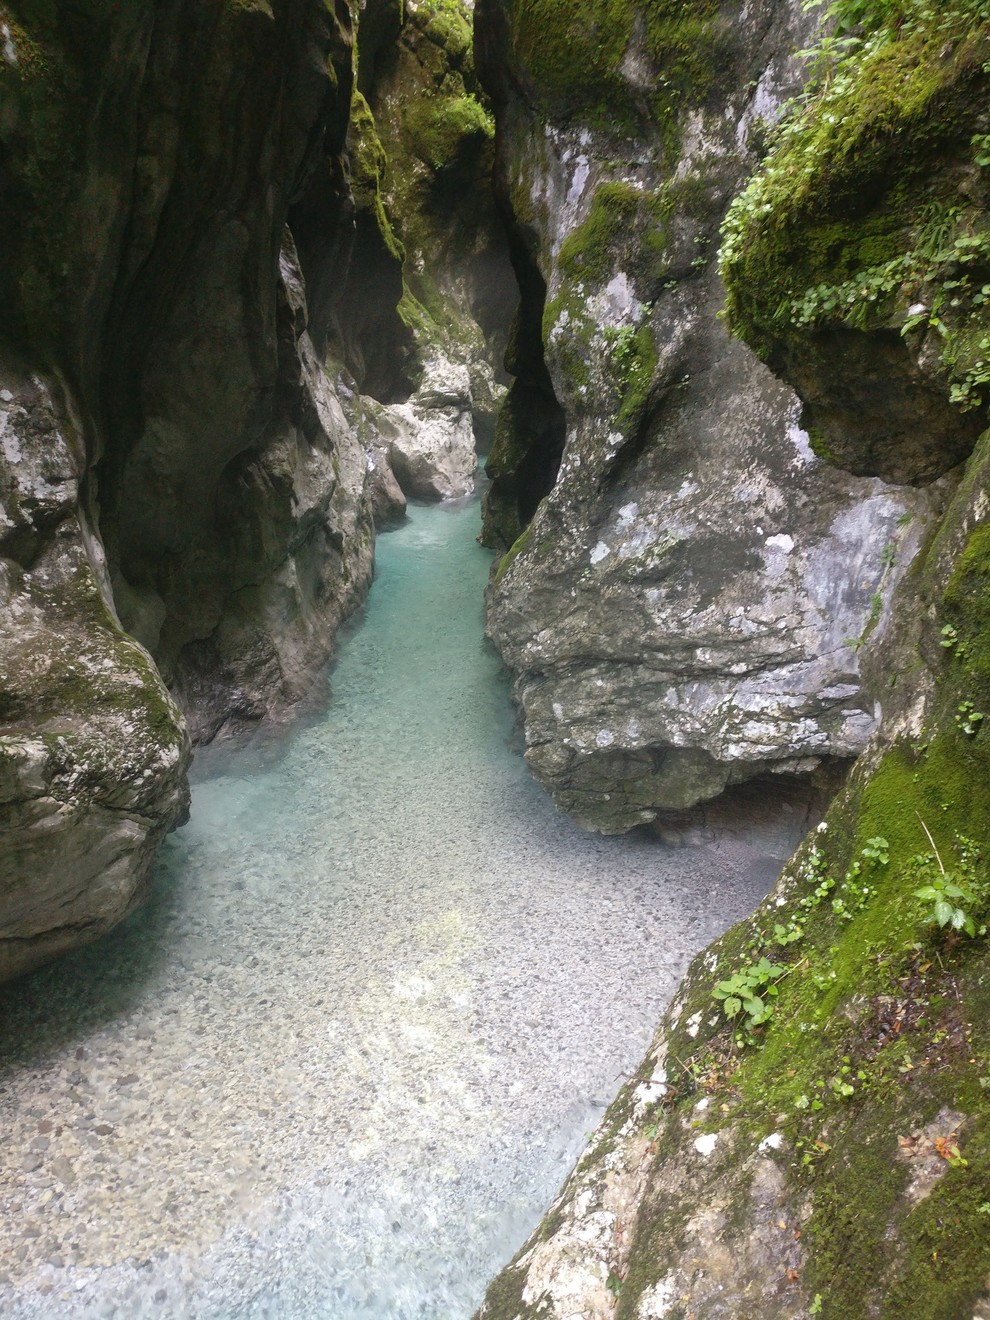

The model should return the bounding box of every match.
[0,369,190,982]
[479,0,935,832]
[382,354,479,502]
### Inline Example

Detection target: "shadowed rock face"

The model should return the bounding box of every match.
[475,0,937,833]
[0,0,376,975]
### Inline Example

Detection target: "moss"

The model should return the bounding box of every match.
[493,521,535,585]
[556,181,672,288]
[882,1122,990,1318]
[616,324,658,427]
[417,0,473,65]
[348,90,406,265]
[404,91,493,172]
[720,1,990,388]
[508,0,723,141]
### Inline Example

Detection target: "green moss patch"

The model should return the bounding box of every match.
[508,0,724,138]
[720,0,990,411]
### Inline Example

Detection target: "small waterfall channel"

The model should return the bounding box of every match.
[0,498,782,1319]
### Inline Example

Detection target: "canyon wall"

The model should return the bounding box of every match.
[0,0,501,979]
[476,1,990,1315]
[476,0,946,836]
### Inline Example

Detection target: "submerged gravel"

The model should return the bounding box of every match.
[0,500,782,1318]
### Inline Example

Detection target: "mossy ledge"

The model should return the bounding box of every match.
[720,0,990,485]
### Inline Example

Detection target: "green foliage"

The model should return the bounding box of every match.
[603,322,659,427]
[712,956,787,1032]
[508,0,723,140]
[914,870,978,935]
[912,834,986,937]
[719,0,990,413]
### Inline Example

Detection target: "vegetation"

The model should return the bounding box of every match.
[508,0,726,141]
[720,0,990,416]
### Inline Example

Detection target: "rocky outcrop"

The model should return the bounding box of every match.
[475,0,936,834]
[0,366,190,982]
[1,0,377,739]
[360,0,515,464]
[372,353,479,501]
[478,4,990,1316]
[0,0,512,978]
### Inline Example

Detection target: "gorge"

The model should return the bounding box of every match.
[2,0,990,1317]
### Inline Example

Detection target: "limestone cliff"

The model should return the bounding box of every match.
[476,0,939,834]
[343,0,515,506]
[477,2,990,1316]
[0,0,507,979]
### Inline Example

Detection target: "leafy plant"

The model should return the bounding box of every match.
[915,872,979,936]
[712,957,787,1031]
[912,822,985,937]
[955,700,985,735]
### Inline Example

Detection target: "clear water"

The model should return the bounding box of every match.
[0,499,780,1319]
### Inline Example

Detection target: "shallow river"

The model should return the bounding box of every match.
[0,499,780,1318]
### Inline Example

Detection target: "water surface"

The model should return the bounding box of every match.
[0,499,779,1318]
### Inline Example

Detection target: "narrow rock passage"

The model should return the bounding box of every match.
[0,499,780,1319]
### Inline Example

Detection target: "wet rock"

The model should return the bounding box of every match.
[383,355,478,501]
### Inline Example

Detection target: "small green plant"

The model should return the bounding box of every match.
[712,957,787,1032]
[915,872,979,936]
[912,822,985,937]
[955,700,984,735]
[861,836,890,864]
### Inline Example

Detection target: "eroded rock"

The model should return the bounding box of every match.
[0,369,190,982]
[478,0,934,832]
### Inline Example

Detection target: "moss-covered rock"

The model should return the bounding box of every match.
[720,0,990,484]
[477,430,990,1319]
[476,0,935,831]
[352,0,514,479]
[0,366,191,982]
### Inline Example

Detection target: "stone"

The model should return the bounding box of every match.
[383,355,479,502]
[477,0,937,832]
[0,369,190,983]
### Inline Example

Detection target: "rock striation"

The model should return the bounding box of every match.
[476,0,939,834]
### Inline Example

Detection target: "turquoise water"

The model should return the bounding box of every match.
[0,499,779,1318]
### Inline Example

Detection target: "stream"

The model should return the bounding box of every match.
[0,497,782,1319]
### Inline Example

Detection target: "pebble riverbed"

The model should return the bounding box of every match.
[0,498,784,1318]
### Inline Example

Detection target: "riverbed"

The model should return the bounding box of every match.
[0,498,780,1318]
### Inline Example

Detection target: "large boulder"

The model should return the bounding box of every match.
[0,367,190,982]
[476,0,932,833]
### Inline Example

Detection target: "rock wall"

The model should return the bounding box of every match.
[475,0,941,834]
[477,3,990,1316]
[0,0,381,976]
[0,0,509,979]
[345,0,517,504]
